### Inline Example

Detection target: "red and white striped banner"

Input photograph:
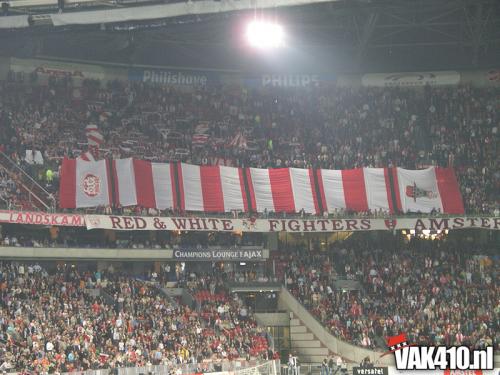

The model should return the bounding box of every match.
[60,158,112,208]
[177,164,248,212]
[317,168,398,213]
[85,124,104,147]
[113,159,177,210]
[317,167,464,214]
[395,167,464,214]
[317,168,370,212]
[247,168,319,214]
[59,159,465,214]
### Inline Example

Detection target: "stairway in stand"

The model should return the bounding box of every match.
[290,312,330,364]
[279,288,386,368]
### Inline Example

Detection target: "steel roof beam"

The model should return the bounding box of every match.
[0,0,341,29]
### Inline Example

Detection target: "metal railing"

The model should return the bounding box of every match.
[0,151,54,211]
[46,359,279,375]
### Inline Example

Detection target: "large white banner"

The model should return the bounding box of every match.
[60,159,465,215]
[0,210,498,232]
[84,215,500,232]
[59,158,112,208]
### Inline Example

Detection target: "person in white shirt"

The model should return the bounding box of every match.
[217,304,225,315]
[329,356,343,375]
[288,354,298,375]
[0,359,12,372]
[336,356,343,367]
[239,307,247,320]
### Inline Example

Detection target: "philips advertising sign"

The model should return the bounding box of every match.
[244,73,336,88]
[261,74,320,87]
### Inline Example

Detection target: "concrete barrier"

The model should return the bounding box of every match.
[0,246,173,260]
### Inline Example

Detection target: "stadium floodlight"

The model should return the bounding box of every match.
[246,20,284,49]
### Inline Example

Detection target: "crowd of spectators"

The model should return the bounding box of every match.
[0,262,273,373]
[0,73,498,214]
[0,169,18,208]
[0,72,497,371]
[280,237,499,351]
[0,226,264,250]
[0,168,38,211]
[0,232,497,367]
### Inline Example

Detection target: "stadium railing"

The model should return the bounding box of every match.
[0,150,55,211]
[50,359,281,375]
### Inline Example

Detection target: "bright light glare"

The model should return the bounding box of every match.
[246,20,284,49]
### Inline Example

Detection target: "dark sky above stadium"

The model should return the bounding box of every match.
[0,0,499,72]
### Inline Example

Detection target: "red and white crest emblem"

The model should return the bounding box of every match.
[87,216,101,226]
[384,219,397,229]
[82,174,101,197]
[242,218,257,231]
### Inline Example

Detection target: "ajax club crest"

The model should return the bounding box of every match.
[384,219,397,230]
[242,217,257,231]
[82,173,101,197]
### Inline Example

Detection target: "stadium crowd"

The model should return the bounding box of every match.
[0,73,497,368]
[280,237,499,351]
[0,262,273,373]
[0,225,264,249]
[0,230,497,367]
[0,74,498,214]
[0,169,19,208]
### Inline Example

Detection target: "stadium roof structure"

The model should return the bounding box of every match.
[0,0,499,72]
